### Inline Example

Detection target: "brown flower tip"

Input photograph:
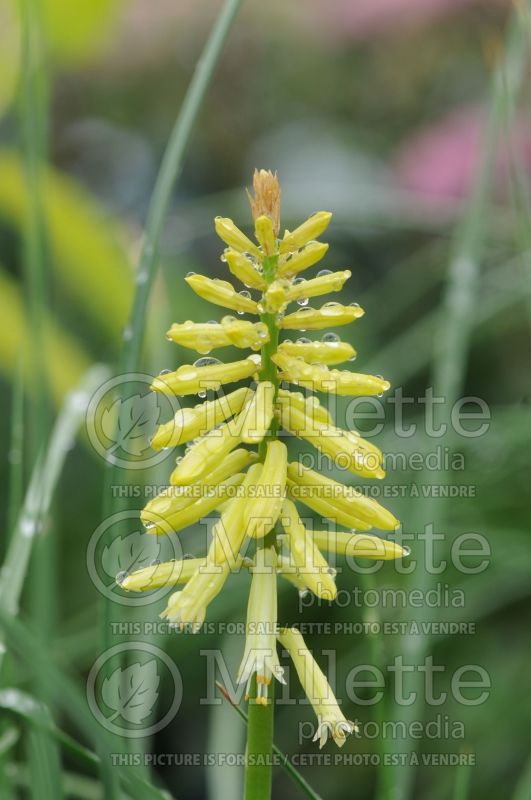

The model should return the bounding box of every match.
[247,169,281,235]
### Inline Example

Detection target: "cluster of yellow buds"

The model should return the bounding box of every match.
[119,170,406,748]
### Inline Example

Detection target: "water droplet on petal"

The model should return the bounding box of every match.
[317,269,332,278]
[116,570,128,585]
[186,271,196,278]
[322,332,340,343]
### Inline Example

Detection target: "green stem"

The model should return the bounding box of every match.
[245,252,280,799]
[258,254,280,460]
[244,676,275,800]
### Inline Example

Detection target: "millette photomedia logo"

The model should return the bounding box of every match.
[86,372,180,469]
[87,642,182,738]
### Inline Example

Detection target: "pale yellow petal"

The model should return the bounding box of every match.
[151,355,260,397]
[243,440,287,538]
[280,302,364,331]
[151,387,251,449]
[185,273,259,315]
[278,339,356,366]
[279,212,332,254]
[214,216,261,257]
[277,241,329,278]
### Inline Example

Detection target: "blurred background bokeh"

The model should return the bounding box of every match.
[1,0,530,799]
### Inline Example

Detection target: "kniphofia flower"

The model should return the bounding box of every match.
[119,169,406,746]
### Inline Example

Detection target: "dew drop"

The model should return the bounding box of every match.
[198,390,207,399]
[186,271,196,278]
[239,290,251,299]
[150,559,161,566]
[116,570,128,585]
[143,522,156,531]
[317,269,332,278]
[322,332,340,343]
[158,368,171,376]
[194,357,221,368]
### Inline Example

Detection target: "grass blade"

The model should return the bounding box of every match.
[0,366,109,665]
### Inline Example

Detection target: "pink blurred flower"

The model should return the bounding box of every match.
[307,0,507,40]
[393,106,531,206]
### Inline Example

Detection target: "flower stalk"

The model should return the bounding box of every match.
[121,169,408,799]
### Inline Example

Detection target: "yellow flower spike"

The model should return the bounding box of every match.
[277,240,329,278]
[254,214,278,256]
[237,545,285,704]
[130,171,404,751]
[151,355,260,397]
[142,449,254,526]
[278,338,356,366]
[280,499,337,600]
[238,381,276,444]
[151,387,252,449]
[212,464,262,566]
[166,320,269,354]
[287,462,398,531]
[280,302,364,331]
[277,388,333,426]
[272,350,389,397]
[185,273,259,315]
[243,440,287,538]
[119,557,207,591]
[279,401,384,480]
[224,249,266,290]
[214,216,261,258]
[278,627,357,748]
[284,270,352,305]
[142,472,245,534]
[311,530,406,560]
[279,211,332,254]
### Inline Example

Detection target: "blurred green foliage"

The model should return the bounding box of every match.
[1,1,530,800]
